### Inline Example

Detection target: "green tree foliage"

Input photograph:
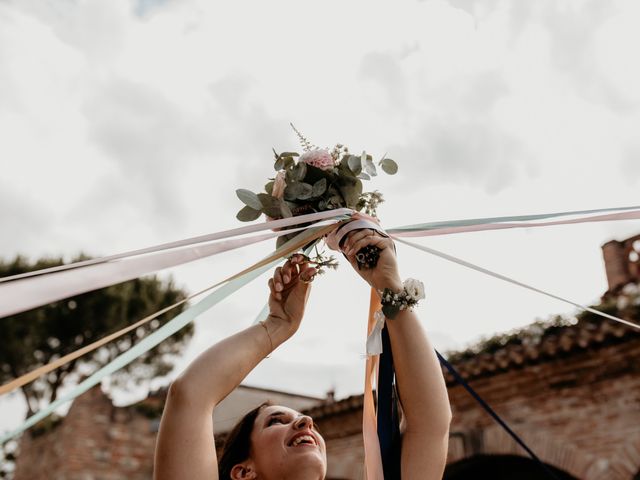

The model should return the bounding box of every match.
[0,255,193,418]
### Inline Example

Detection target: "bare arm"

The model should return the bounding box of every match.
[342,231,452,479]
[154,255,317,480]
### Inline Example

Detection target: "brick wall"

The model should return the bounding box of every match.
[14,386,157,480]
[602,235,640,294]
[446,338,640,480]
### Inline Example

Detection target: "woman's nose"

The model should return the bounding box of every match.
[294,415,313,430]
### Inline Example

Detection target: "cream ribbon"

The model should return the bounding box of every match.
[366,310,386,356]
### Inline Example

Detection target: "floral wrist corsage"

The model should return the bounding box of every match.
[379,278,426,319]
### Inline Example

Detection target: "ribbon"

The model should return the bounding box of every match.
[387,205,640,233]
[394,237,640,331]
[363,289,384,480]
[0,226,313,319]
[0,224,338,444]
[325,213,388,251]
[0,208,354,283]
[0,230,320,397]
[366,310,386,356]
[377,325,402,479]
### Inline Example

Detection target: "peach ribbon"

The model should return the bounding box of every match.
[363,288,385,480]
[0,223,340,397]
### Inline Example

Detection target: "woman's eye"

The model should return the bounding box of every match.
[268,417,285,425]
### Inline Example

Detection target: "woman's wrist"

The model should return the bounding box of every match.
[263,315,296,348]
[374,276,403,294]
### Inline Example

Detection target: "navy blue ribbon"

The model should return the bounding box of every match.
[375,333,560,480]
[376,325,402,479]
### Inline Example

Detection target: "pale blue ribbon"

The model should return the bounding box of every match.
[387,205,640,232]
[0,227,327,444]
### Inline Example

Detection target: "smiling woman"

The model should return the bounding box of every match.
[218,404,327,479]
[153,234,452,480]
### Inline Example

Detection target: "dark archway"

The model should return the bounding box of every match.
[444,455,578,480]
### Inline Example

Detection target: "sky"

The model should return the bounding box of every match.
[1,0,640,435]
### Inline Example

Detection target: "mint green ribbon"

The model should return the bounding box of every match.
[0,227,327,444]
[387,205,640,232]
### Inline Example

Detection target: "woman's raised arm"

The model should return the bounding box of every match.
[341,230,453,480]
[153,255,317,480]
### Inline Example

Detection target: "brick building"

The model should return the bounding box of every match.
[12,234,640,479]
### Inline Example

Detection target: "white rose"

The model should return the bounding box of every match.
[617,296,629,310]
[622,282,639,296]
[403,278,425,301]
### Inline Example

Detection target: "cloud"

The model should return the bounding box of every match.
[621,146,640,185]
[358,51,408,110]
[388,118,527,193]
[0,185,52,257]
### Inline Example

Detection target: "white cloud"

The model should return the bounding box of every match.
[2,0,640,435]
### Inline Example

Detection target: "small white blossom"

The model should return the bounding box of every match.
[403,278,425,301]
[622,283,639,296]
[617,296,629,310]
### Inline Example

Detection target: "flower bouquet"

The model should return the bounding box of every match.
[235,125,398,271]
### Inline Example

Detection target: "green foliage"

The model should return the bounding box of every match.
[0,256,193,419]
[235,189,262,211]
[236,205,262,221]
[237,140,399,221]
[380,158,398,174]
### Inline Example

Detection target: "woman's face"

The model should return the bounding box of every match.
[248,405,327,479]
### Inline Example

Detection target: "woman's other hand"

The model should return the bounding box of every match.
[267,253,317,337]
[342,230,403,293]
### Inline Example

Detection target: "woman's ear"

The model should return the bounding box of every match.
[230,462,257,480]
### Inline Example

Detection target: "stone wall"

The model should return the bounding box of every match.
[14,386,156,480]
[13,332,640,480]
[446,338,640,480]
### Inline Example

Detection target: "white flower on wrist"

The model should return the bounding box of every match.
[403,278,425,301]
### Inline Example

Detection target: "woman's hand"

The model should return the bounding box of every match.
[266,253,317,338]
[342,229,403,293]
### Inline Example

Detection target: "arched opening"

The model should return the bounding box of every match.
[444,454,577,480]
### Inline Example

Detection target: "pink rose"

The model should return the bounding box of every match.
[299,148,335,171]
[272,171,286,199]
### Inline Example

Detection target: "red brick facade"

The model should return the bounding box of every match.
[11,234,640,480]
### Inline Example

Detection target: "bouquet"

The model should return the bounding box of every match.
[235,125,398,272]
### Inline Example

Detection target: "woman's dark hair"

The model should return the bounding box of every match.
[218,401,273,479]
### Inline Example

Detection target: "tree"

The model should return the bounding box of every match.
[0,255,194,418]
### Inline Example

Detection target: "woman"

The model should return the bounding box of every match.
[154,230,452,479]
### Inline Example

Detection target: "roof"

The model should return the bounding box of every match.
[303,301,640,418]
[442,316,639,384]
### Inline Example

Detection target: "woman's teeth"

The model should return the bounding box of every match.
[291,435,315,446]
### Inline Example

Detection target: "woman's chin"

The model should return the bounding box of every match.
[282,449,327,475]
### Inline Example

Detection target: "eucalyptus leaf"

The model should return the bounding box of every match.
[380,158,398,174]
[293,161,307,182]
[236,189,262,210]
[257,193,280,209]
[280,202,293,218]
[347,155,362,175]
[265,181,274,195]
[382,304,400,319]
[364,157,377,176]
[297,182,313,200]
[284,182,303,201]
[236,205,262,222]
[274,157,284,171]
[358,172,371,180]
[312,178,327,197]
[283,157,296,170]
[279,152,300,157]
[337,160,356,178]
